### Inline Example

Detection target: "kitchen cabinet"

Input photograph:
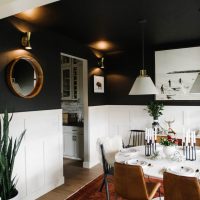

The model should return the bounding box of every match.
[61,55,81,100]
[63,126,83,159]
[61,65,71,100]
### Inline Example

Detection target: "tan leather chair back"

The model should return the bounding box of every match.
[164,172,200,200]
[114,162,149,200]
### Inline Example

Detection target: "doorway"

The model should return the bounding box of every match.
[61,52,88,169]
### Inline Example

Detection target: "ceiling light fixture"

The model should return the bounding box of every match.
[21,32,32,50]
[190,73,200,93]
[129,19,158,95]
[89,40,115,51]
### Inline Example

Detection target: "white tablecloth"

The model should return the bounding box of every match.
[115,145,200,179]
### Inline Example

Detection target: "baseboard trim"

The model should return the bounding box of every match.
[83,160,100,168]
[23,176,65,200]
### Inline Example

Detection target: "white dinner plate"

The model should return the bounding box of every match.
[119,148,138,157]
[126,159,148,167]
[120,148,137,153]
[167,166,194,176]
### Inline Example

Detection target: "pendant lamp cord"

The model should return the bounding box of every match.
[139,19,146,70]
[141,20,145,70]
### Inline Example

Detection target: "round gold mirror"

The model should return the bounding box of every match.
[7,56,43,98]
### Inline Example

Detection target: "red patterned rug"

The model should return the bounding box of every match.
[67,175,163,200]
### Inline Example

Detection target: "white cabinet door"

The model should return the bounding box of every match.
[63,126,84,159]
[76,134,84,159]
[61,55,82,100]
[63,133,74,157]
[72,133,78,158]
[71,133,84,159]
[71,64,80,100]
[61,66,72,100]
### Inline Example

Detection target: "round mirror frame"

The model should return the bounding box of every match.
[7,55,44,98]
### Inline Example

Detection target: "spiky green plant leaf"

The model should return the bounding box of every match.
[0,110,25,200]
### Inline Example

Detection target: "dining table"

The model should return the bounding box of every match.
[115,144,200,180]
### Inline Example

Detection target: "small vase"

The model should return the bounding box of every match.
[152,118,159,129]
[163,146,176,158]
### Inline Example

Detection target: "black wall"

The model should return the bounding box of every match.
[105,46,155,105]
[1,17,198,111]
[105,44,200,106]
[0,17,106,113]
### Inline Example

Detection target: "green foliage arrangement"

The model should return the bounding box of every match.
[146,101,164,119]
[0,110,26,200]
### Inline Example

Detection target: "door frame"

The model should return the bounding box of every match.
[60,52,89,168]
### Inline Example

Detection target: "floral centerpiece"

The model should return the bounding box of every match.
[160,135,177,157]
[160,135,177,146]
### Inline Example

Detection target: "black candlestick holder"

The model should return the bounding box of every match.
[185,143,196,161]
[145,140,157,156]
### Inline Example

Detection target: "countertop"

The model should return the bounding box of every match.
[63,122,84,127]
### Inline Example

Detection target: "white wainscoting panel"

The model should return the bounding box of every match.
[88,105,200,168]
[9,109,64,200]
[86,106,108,168]
[108,106,130,139]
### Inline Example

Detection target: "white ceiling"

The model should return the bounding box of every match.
[0,0,59,19]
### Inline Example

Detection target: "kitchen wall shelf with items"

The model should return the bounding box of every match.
[61,54,82,100]
[63,112,83,127]
[63,126,84,160]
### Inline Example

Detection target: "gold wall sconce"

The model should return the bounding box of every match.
[21,32,32,50]
[98,57,104,69]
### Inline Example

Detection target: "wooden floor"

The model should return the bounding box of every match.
[37,159,103,200]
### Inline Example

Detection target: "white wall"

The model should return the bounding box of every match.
[9,109,64,200]
[88,105,200,168]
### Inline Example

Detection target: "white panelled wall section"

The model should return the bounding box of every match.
[85,106,108,168]
[88,105,200,167]
[10,109,64,200]
[11,106,200,198]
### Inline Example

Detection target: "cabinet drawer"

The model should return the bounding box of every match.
[63,126,83,133]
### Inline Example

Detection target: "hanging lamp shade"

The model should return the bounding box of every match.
[129,70,158,95]
[190,73,200,93]
[129,19,158,95]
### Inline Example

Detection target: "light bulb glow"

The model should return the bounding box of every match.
[89,40,116,51]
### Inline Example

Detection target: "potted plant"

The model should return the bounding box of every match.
[0,110,26,200]
[160,135,178,157]
[146,101,164,128]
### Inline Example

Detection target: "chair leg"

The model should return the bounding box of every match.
[99,178,105,192]
[105,178,110,200]
[159,187,161,200]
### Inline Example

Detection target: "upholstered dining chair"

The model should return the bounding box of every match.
[114,162,161,200]
[97,136,123,200]
[126,129,145,147]
[163,172,200,200]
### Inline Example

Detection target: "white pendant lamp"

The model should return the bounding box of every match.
[129,69,158,95]
[129,19,158,95]
[190,73,200,93]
